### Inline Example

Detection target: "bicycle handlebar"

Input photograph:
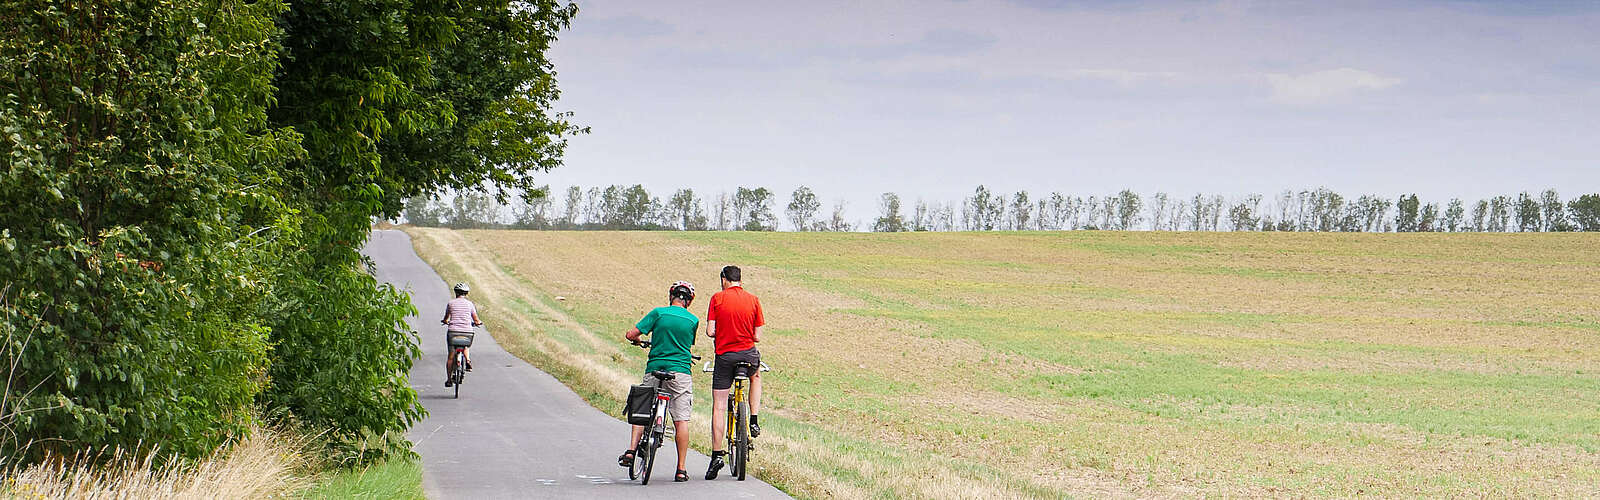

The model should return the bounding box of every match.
[632,339,702,360]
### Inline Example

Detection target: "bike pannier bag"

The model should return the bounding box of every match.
[625,384,654,426]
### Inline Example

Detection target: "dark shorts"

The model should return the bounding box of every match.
[712,347,761,390]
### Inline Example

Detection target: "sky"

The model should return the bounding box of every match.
[540,0,1598,224]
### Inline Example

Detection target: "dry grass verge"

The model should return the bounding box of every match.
[2,425,313,499]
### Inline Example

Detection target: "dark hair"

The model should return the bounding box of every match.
[720,265,742,282]
[455,290,468,297]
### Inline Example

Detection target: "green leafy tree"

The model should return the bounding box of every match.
[1395,194,1420,232]
[1569,194,1600,231]
[1419,203,1440,232]
[734,187,776,231]
[786,187,821,231]
[874,193,907,232]
[1229,195,1262,231]
[1540,189,1570,231]
[1444,199,1465,232]
[0,0,294,463]
[1010,191,1032,230]
[1514,192,1541,232]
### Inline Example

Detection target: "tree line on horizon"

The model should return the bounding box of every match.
[404,185,1600,233]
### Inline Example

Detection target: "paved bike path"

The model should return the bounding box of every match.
[364,230,791,500]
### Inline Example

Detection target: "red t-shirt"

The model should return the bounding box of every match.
[706,286,764,355]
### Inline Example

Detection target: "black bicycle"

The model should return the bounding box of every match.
[626,340,700,484]
[445,327,477,399]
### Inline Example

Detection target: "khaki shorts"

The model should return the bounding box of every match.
[643,372,694,422]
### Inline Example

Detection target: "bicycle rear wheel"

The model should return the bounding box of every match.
[452,351,464,399]
[628,434,646,480]
[734,400,750,481]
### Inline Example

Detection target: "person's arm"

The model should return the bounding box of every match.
[753,297,765,343]
[441,303,451,325]
[705,294,718,338]
[629,309,657,344]
[471,309,482,327]
[625,326,644,343]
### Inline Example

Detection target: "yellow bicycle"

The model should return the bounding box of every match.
[704,359,771,480]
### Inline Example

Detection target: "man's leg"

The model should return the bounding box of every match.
[709,388,729,451]
[673,420,690,470]
[629,424,644,451]
[750,371,762,415]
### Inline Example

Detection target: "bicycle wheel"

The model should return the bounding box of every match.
[735,400,750,481]
[452,351,463,399]
[639,432,659,485]
[628,434,645,480]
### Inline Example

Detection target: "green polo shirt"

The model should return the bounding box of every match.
[636,305,699,374]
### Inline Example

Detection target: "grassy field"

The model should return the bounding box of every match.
[404,227,1599,498]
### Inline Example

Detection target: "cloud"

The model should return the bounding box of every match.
[1265,68,1403,104]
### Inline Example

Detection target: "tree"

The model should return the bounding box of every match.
[1471,199,1488,231]
[914,200,932,231]
[511,188,553,229]
[786,187,821,231]
[1541,189,1570,231]
[1444,199,1465,232]
[964,186,1003,231]
[734,187,776,231]
[1419,203,1439,232]
[446,190,501,228]
[0,0,291,462]
[1147,193,1169,231]
[1189,194,1207,231]
[1010,191,1032,230]
[667,189,701,230]
[1489,196,1512,232]
[714,192,730,231]
[563,186,582,228]
[1569,194,1600,231]
[404,196,444,226]
[823,200,854,231]
[1514,192,1541,232]
[873,193,907,232]
[1113,190,1142,230]
[1395,194,1420,232]
[1228,195,1262,231]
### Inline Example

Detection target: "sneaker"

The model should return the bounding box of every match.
[750,422,761,438]
[466,360,473,372]
[444,379,453,387]
[704,452,725,480]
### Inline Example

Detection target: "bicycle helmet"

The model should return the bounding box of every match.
[453,282,470,294]
[669,280,695,301]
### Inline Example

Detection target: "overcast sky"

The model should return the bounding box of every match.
[541,0,1598,223]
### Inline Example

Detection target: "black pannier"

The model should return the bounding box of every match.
[625,384,655,426]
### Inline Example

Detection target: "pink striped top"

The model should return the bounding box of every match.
[443,297,477,332]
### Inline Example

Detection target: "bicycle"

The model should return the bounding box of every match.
[445,324,478,399]
[703,358,771,481]
[627,340,700,485]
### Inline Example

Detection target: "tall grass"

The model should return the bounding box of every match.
[1,425,313,499]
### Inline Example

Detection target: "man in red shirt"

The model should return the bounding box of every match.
[703,265,764,480]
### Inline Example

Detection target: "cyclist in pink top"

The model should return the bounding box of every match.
[441,282,482,386]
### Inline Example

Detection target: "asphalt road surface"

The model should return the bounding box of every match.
[365,230,791,499]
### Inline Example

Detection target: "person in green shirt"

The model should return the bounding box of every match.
[618,280,700,482]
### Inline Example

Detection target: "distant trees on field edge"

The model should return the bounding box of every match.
[402,185,1600,233]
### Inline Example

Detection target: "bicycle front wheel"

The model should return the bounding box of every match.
[640,432,659,485]
[735,400,750,481]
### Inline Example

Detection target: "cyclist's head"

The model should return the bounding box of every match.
[720,265,742,287]
[669,280,695,305]
[453,282,470,297]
